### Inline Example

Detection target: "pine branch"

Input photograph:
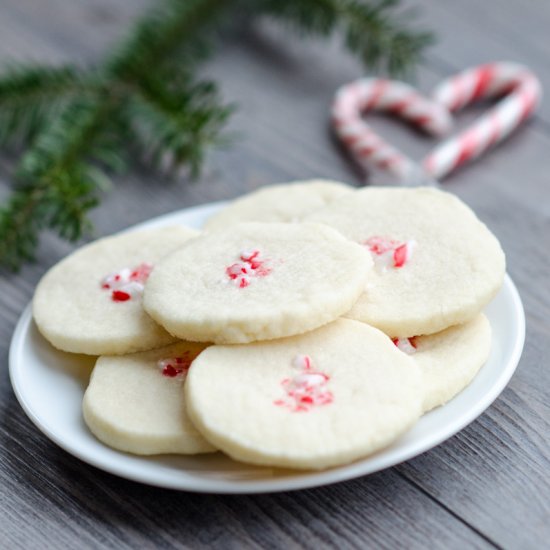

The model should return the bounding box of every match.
[106,0,227,80]
[0,166,101,270]
[342,0,433,75]
[125,70,232,178]
[0,0,232,270]
[0,0,434,270]
[0,98,115,268]
[18,98,109,178]
[258,0,433,75]
[0,64,98,147]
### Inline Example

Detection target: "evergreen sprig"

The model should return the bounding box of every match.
[0,0,433,270]
[261,0,432,75]
[0,64,97,147]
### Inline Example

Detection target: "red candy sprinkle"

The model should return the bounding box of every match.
[240,250,259,262]
[274,354,334,412]
[365,236,399,255]
[225,249,272,288]
[101,262,153,302]
[393,243,408,267]
[226,264,240,279]
[363,236,416,270]
[129,263,153,282]
[162,365,179,377]
[158,352,194,379]
[112,290,131,302]
[392,337,418,354]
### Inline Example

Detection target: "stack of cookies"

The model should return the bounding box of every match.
[33,180,505,470]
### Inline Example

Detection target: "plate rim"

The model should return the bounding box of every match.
[9,203,526,494]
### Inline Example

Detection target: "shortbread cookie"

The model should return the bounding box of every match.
[185,319,422,470]
[83,342,216,455]
[307,187,505,337]
[392,314,491,412]
[203,180,353,231]
[33,226,198,355]
[143,222,372,343]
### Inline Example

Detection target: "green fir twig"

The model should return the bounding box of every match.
[0,0,433,270]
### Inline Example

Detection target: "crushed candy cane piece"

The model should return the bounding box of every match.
[157,351,194,379]
[392,337,417,355]
[101,262,153,302]
[112,290,131,302]
[292,354,312,371]
[275,354,333,412]
[364,236,416,271]
[225,249,272,288]
[365,236,400,255]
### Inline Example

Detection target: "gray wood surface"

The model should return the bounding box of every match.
[1,0,549,548]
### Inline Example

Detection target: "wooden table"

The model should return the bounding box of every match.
[1,1,548,547]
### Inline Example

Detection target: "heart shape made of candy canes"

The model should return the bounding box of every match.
[332,62,542,182]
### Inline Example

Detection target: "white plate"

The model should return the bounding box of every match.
[9,202,526,494]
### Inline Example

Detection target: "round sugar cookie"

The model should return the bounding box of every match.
[33,226,198,355]
[143,222,373,344]
[83,342,216,455]
[392,314,492,412]
[185,319,423,470]
[307,187,505,337]
[203,179,353,231]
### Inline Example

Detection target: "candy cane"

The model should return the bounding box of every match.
[424,62,542,179]
[332,79,453,179]
[332,62,542,182]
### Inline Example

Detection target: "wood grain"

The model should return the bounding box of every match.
[0,0,548,548]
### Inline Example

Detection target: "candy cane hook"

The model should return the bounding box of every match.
[424,62,542,179]
[331,62,542,183]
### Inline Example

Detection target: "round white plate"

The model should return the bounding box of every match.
[9,202,525,494]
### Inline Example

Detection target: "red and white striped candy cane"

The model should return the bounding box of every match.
[332,62,542,182]
[332,79,452,179]
[424,62,542,179]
